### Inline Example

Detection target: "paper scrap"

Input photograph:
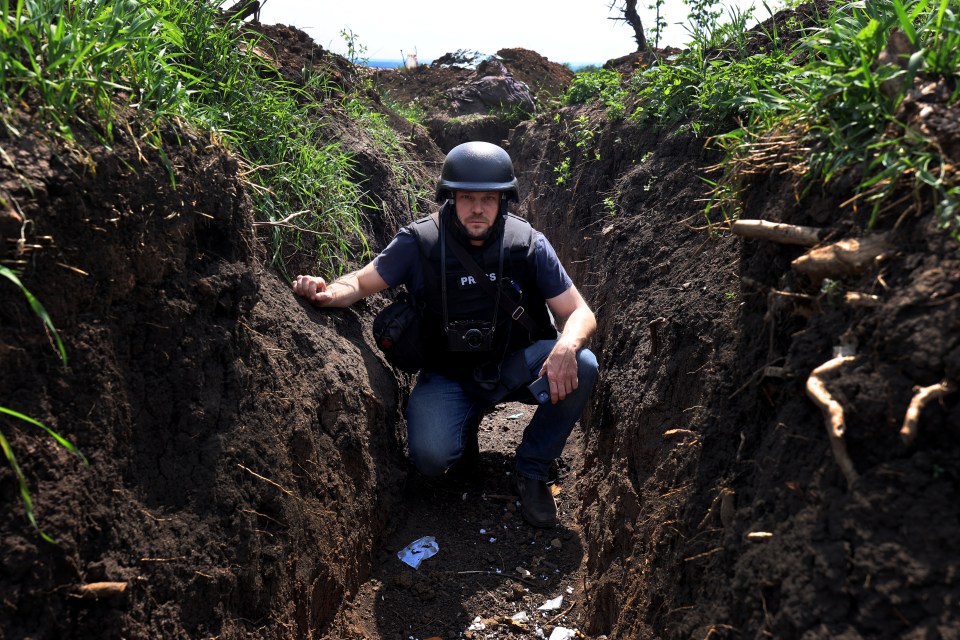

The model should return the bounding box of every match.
[538,595,563,611]
[549,627,577,640]
[396,535,439,569]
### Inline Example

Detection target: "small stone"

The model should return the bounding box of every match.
[550,538,562,550]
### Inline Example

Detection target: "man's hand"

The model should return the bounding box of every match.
[541,283,597,404]
[291,264,390,308]
[539,339,580,404]
[292,275,334,306]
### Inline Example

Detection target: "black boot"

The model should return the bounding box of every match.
[512,472,557,528]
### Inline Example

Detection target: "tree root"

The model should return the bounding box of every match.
[806,354,859,487]
[900,380,955,445]
[731,219,825,246]
[76,582,128,603]
[792,234,891,284]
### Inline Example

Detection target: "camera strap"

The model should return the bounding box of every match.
[442,216,541,336]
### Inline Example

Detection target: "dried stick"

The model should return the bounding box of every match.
[731,220,825,246]
[806,355,859,486]
[900,380,955,445]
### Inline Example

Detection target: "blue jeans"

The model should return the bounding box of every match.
[406,340,599,481]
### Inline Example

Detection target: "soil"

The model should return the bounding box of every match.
[2,6,960,640]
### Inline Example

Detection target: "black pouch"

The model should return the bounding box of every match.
[460,348,536,406]
[372,293,423,374]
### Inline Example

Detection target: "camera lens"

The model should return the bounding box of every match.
[537,390,550,403]
[464,328,483,349]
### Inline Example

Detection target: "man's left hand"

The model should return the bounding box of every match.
[539,340,580,404]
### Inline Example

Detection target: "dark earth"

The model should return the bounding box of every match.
[2,5,959,640]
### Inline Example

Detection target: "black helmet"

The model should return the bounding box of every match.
[435,141,520,203]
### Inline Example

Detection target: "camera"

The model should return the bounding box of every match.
[446,320,495,352]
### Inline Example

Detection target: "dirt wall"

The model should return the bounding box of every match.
[510,96,960,638]
[0,118,407,638]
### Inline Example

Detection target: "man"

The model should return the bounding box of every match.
[292,141,598,528]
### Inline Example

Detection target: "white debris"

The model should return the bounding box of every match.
[468,616,486,631]
[538,595,563,611]
[511,611,530,623]
[396,535,439,569]
[549,627,578,640]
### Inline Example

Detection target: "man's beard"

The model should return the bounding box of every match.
[449,210,504,245]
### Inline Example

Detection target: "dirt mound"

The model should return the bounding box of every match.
[0,108,412,637]
[373,47,574,152]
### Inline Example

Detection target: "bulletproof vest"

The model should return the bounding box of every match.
[408,207,557,378]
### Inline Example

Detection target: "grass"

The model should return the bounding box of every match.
[708,0,960,234]
[0,266,86,543]
[0,0,372,275]
[581,0,960,236]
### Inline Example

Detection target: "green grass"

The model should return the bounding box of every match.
[589,0,960,236]
[0,0,373,274]
[709,0,960,234]
[1,266,86,543]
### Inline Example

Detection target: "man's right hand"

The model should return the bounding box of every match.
[292,275,334,306]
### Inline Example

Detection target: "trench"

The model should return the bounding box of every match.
[310,110,751,640]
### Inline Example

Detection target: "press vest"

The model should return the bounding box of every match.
[408,208,558,378]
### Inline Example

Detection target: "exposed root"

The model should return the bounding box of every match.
[900,380,956,445]
[843,291,882,307]
[76,582,128,601]
[731,219,825,246]
[806,354,859,487]
[792,234,892,284]
[236,463,294,497]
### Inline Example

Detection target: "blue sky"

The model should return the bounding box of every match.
[254,0,766,66]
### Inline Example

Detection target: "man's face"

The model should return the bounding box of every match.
[454,191,500,242]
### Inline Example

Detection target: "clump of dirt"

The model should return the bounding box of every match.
[373,47,574,152]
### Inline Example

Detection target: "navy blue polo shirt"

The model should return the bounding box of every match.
[373,226,573,300]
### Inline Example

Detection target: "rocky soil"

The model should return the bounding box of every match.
[2,7,958,640]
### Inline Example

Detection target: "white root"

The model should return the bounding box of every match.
[77,582,128,600]
[806,355,859,486]
[900,380,955,446]
[731,219,825,246]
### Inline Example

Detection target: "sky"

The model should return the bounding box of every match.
[252,0,766,66]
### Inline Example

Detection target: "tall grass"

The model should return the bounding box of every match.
[627,2,796,134]
[604,0,959,235]
[712,0,960,233]
[0,0,370,273]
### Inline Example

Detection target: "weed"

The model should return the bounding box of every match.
[0,0,373,274]
[603,196,618,217]
[563,68,628,119]
[339,27,368,66]
[709,0,960,237]
[554,157,572,187]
